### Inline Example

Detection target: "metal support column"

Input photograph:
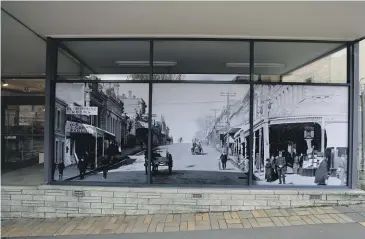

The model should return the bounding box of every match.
[321,117,325,154]
[44,38,59,184]
[147,40,154,184]
[348,42,360,188]
[248,41,254,186]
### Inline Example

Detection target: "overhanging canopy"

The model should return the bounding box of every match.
[65,121,115,138]
[2,1,365,76]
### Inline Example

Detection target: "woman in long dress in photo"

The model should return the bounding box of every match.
[265,158,274,182]
[314,157,329,185]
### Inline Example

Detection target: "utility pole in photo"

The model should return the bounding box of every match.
[210,108,221,147]
[220,92,236,155]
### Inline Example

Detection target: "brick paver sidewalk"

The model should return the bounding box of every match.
[2,205,365,237]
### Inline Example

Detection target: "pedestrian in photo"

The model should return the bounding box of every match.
[107,142,115,164]
[101,155,110,179]
[299,153,304,169]
[293,155,299,174]
[78,153,87,180]
[314,157,330,185]
[58,161,65,180]
[338,155,347,186]
[271,156,279,181]
[255,153,262,172]
[276,152,287,184]
[265,158,274,182]
[220,151,228,170]
[52,160,57,181]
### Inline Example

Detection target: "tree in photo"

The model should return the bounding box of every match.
[127,74,184,81]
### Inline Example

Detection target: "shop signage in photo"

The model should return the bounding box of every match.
[66,106,98,115]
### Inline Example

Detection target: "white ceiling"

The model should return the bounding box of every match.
[1,1,364,77]
[1,11,81,76]
[2,1,365,40]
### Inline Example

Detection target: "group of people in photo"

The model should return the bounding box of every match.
[264,151,288,184]
[52,140,122,181]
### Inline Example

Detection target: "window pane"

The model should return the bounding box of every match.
[252,85,348,186]
[254,42,347,83]
[1,79,45,186]
[151,83,250,185]
[58,41,150,80]
[153,41,250,80]
[54,82,149,184]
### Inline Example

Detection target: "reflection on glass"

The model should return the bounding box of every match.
[252,85,348,186]
[59,41,150,76]
[2,135,44,173]
[254,42,347,83]
[154,41,250,77]
[54,82,149,183]
[151,82,250,185]
[3,105,45,135]
[1,79,45,185]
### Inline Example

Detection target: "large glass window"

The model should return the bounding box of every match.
[254,42,347,83]
[150,40,250,185]
[253,41,349,186]
[51,39,354,187]
[58,41,150,80]
[153,41,250,81]
[54,82,149,183]
[251,85,348,186]
[151,83,249,185]
[1,79,45,186]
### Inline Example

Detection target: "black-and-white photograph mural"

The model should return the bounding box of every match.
[249,85,349,186]
[54,81,149,183]
[151,82,250,185]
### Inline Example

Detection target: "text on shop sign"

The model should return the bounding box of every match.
[66,106,98,116]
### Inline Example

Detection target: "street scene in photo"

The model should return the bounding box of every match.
[151,82,250,185]
[53,77,250,185]
[244,85,348,186]
[53,75,350,186]
[54,80,150,183]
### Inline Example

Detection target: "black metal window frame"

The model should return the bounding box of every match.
[46,37,359,189]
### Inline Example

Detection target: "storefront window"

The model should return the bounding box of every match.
[51,39,354,187]
[150,40,250,185]
[252,41,349,186]
[1,79,45,185]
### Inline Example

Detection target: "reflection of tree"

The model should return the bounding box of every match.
[127,74,184,81]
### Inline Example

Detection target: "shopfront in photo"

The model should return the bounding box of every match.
[25,38,358,189]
